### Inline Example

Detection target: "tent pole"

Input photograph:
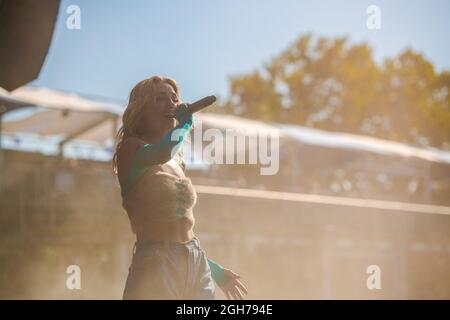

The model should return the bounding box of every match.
[0,111,3,170]
[0,112,2,150]
[112,116,118,147]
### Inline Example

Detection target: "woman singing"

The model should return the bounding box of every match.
[112,76,248,300]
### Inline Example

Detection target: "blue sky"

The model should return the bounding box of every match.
[34,0,450,104]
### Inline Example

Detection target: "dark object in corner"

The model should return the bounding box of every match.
[0,0,60,91]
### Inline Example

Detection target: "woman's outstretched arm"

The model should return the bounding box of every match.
[132,110,192,167]
[207,257,249,300]
[207,258,226,286]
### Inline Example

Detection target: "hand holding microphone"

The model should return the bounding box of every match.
[174,95,216,122]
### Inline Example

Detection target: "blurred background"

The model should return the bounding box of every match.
[0,0,449,299]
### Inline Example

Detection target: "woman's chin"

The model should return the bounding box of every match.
[163,118,176,131]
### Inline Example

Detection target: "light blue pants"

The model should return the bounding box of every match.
[123,236,216,300]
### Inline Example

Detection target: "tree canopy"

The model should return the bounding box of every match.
[218,34,450,149]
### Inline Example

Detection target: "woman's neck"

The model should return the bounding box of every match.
[142,131,165,144]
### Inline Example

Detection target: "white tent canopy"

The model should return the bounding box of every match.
[1,86,450,166]
[7,86,122,112]
[1,86,120,142]
[278,124,450,165]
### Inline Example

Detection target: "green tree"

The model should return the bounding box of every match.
[220,34,450,149]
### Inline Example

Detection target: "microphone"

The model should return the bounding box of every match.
[184,95,217,114]
[174,95,216,122]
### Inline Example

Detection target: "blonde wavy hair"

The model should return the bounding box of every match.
[112,76,181,174]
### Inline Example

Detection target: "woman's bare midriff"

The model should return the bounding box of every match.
[136,215,196,244]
